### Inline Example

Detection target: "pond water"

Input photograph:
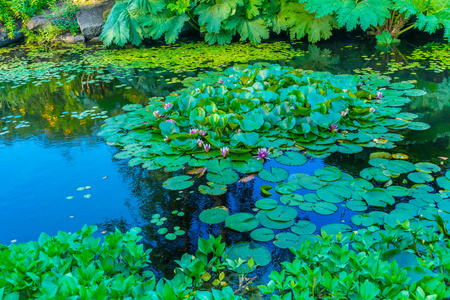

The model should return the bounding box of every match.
[1,35,449,281]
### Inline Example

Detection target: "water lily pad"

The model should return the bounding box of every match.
[345,200,368,212]
[163,175,194,190]
[255,198,278,210]
[291,220,316,235]
[275,182,297,194]
[225,213,259,232]
[407,122,430,131]
[267,206,298,222]
[407,172,434,184]
[293,174,325,190]
[314,166,342,182]
[199,207,229,224]
[321,223,352,235]
[362,188,395,207]
[312,202,338,215]
[415,162,440,173]
[437,176,450,190]
[199,182,227,195]
[280,194,304,206]
[256,211,295,230]
[274,232,301,249]
[387,186,411,197]
[158,228,168,235]
[165,233,177,240]
[250,228,275,242]
[317,186,351,203]
[275,151,307,166]
[122,104,143,111]
[392,153,409,160]
[369,152,392,159]
[206,168,239,185]
[259,167,289,183]
[260,184,273,197]
[385,160,416,174]
[384,212,412,228]
[225,242,271,272]
[360,167,391,182]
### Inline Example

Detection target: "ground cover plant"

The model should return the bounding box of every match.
[2,221,450,299]
[100,0,450,47]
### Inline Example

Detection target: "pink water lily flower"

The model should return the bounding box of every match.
[370,107,376,113]
[218,78,224,84]
[199,130,207,136]
[204,144,211,152]
[220,147,229,158]
[166,119,176,124]
[328,124,338,133]
[197,139,203,147]
[376,92,383,99]
[190,128,199,134]
[164,102,172,109]
[256,148,270,161]
[153,110,160,118]
[340,108,349,118]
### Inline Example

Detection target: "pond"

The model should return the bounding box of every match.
[0,34,449,285]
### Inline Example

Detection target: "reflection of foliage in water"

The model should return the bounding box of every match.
[285,45,340,72]
[412,78,450,112]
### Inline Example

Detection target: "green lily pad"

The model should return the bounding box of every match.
[292,174,326,190]
[250,228,275,242]
[260,184,273,197]
[267,206,298,222]
[259,167,289,183]
[385,160,416,174]
[163,175,194,190]
[225,213,259,232]
[199,207,230,224]
[165,233,177,240]
[387,186,411,197]
[275,151,307,166]
[274,232,301,249]
[206,169,239,185]
[384,212,412,228]
[314,166,342,182]
[407,172,434,184]
[158,228,168,235]
[256,211,295,230]
[345,200,368,212]
[321,223,352,235]
[255,198,278,210]
[225,242,271,273]
[437,176,450,190]
[291,221,316,235]
[275,182,297,194]
[280,194,304,206]
[415,162,440,173]
[312,202,338,215]
[317,186,351,203]
[362,188,395,207]
[199,183,227,195]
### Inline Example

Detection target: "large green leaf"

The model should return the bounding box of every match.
[225,213,259,232]
[199,207,229,224]
[259,167,289,183]
[162,175,193,190]
[195,0,244,33]
[225,14,270,44]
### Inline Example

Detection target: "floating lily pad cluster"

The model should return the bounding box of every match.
[0,115,30,135]
[151,212,186,241]
[197,151,449,249]
[100,64,428,194]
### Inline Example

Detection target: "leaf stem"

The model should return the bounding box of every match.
[397,23,416,37]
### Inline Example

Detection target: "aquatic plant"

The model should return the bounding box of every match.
[100,64,428,195]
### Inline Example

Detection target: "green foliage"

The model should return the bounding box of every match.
[100,0,450,46]
[376,31,400,45]
[258,222,450,299]
[0,0,57,37]
[0,225,245,299]
[46,0,80,35]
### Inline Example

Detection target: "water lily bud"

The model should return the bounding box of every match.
[153,110,160,118]
[190,128,199,134]
[220,147,229,158]
[204,144,211,152]
[376,91,383,99]
[218,78,224,84]
[370,107,376,113]
[164,102,172,109]
[199,130,206,136]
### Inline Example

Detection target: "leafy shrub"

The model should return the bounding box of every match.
[259,221,450,299]
[0,225,245,299]
[0,0,56,37]
[100,0,450,47]
[46,0,79,35]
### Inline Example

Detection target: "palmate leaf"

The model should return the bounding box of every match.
[128,0,165,15]
[204,28,234,45]
[141,10,190,44]
[195,0,244,33]
[100,2,146,47]
[224,14,270,44]
[279,3,337,43]
[337,0,391,31]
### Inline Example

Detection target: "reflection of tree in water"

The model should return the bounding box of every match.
[96,158,291,280]
[285,45,340,72]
